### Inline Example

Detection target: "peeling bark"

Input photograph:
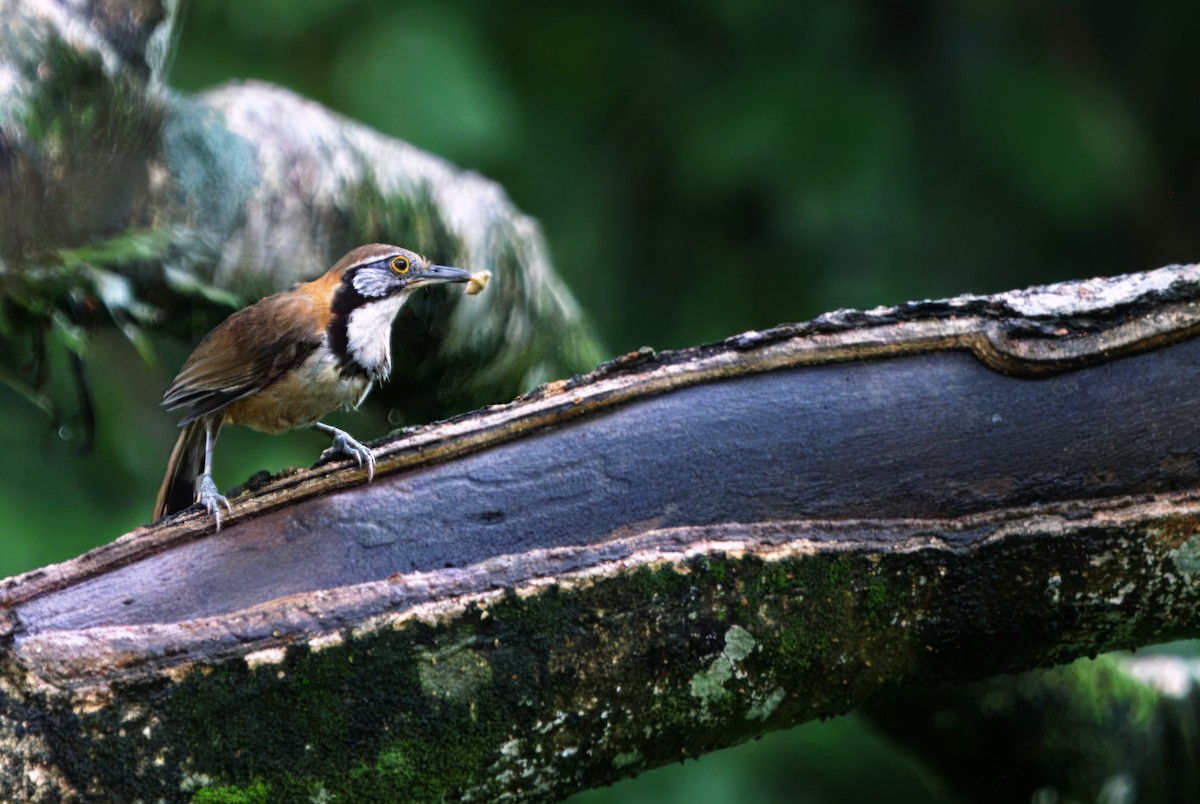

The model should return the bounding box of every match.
[1,266,1200,800]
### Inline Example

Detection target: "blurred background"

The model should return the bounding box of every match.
[3,1,1198,801]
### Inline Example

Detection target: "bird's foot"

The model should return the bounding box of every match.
[196,473,232,531]
[322,427,376,481]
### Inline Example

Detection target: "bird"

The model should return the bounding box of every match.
[153,243,472,530]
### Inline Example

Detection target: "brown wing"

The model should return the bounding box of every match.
[162,291,324,425]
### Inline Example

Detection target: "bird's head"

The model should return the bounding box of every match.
[324,244,471,381]
[345,245,472,299]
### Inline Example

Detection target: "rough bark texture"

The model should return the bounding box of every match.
[0,0,600,423]
[1,266,1200,800]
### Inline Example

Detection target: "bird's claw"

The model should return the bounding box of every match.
[196,473,232,531]
[327,430,376,481]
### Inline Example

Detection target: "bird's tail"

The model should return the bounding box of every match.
[154,418,220,521]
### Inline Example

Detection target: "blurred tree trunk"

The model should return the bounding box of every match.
[3,263,1200,800]
[865,652,1200,804]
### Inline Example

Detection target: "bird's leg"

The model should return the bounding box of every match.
[315,422,376,481]
[195,418,232,530]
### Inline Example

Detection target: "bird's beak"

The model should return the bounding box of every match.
[409,264,472,288]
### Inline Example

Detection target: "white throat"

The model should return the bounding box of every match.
[345,294,407,381]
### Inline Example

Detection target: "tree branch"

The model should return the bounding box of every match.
[2,266,1200,800]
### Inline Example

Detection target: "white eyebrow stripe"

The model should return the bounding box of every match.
[346,255,391,272]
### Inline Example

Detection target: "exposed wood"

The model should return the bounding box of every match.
[2,266,1200,800]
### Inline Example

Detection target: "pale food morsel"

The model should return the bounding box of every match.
[465,270,492,296]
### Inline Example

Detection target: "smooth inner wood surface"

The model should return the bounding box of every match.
[16,340,1200,634]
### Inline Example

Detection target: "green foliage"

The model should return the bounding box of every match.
[172,1,1200,353]
[0,228,177,426]
[191,781,272,804]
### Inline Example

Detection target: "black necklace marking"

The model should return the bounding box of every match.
[327,281,372,379]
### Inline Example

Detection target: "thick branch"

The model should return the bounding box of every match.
[2,267,1200,800]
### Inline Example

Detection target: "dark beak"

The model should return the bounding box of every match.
[410,264,472,287]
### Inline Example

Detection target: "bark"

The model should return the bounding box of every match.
[1,266,1200,800]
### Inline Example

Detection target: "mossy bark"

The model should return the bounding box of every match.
[2,266,1200,800]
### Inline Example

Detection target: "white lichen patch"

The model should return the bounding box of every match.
[534,711,569,735]
[1045,574,1062,605]
[1168,535,1200,576]
[612,749,642,768]
[1107,581,1137,606]
[244,647,288,669]
[995,264,1200,317]
[178,772,215,792]
[690,626,758,709]
[745,686,786,722]
[723,625,756,662]
[689,658,733,703]
[307,631,345,653]
[477,735,563,802]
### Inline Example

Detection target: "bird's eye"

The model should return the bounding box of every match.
[390,256,410,274]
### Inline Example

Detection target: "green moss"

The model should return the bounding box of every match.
[703,557,728,584]
[827,558,852,586]
[758,561,796,595]
[344,733,501,800]
[375,745,415,781]
[191,781,271,804]
[864,581,890,611]
[161,625,512,800]
[55,548,927,799]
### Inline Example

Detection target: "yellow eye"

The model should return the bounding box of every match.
[390,256,410,274]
